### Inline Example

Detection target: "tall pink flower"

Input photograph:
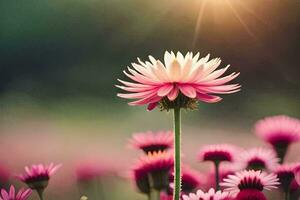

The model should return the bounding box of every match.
[236,147,279,171]
[129,131,173,154]
[0,185,31,200]
[116,51,240,111]
[131,151,174,194]
[17,163,61,200]
[221,170,279,200]
[255,115,300,163]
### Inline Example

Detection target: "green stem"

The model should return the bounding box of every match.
[173,107,181,200]
[214,161,220,191]
[37,189,44,200]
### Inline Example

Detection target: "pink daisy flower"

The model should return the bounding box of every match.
[17,163,61,190]
[273,163,297,194]
[116,51,240,111]
[129,131,173,153]
[132,151,174,193]
[255,115,300,163]
[182,188,233,200]
[236,147,279,171]
[220,170,279,195]
[198,144,238,163]
[0,185,31,200]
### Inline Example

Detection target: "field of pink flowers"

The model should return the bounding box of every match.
[1,51,300,200]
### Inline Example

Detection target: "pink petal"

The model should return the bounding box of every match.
[178,85,197,98]
[147,103,157,111]
[1,189,9,200]
[167,88,179,101]
[116,85,153,93]
[117,89,158,99]
[196,93,222,103]
[157,84,174,97]
[117,79,153,88]
[9,186,15,199]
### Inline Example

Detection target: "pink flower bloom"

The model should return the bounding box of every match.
[255,115,300,162]
[236,147,279,171]
[129,131,173,153]
[17,163,61,190]
[235,189,267,200]
[255,115,300,145]
[0,185,31,200]
[132,151,174,193]
[198,144,238,163]
[116,51,240,111]
[182,188,232,200]
[273,163,297,192]
[220,170,279,195]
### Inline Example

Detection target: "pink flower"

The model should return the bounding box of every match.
[234,189,267,200]
[198,144,238,163]
[132,151,174,193]
[182,188,232,200]
[273,163,297,192]
[236,147,279,171]
[0,185,31,200]
[129,131,173,153]
[116,51,240,111]
[17,163,61,190]
[220,170,279,195]
[255,115,300,162]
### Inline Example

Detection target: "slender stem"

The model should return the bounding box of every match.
[214,161,220,191]
[148,189,160,200]
[173,107,181,200]
[37,189,44,200]
[284,189,290,200]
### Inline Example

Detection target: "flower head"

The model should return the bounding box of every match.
[132,151,174,192]
[273,163,297,192]
[182,188,232,200]
[129,131,173,154]
[17,163,61,191]
[236,147,279,171]
[116,51,240,111]
[198,144,238,163]
[255,115,300,162]
[160,192,172,200]
[221,170,279,195]
[0,185,31,200]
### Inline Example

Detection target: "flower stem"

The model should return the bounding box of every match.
[148,189,161,200]
[214,161,220,191]
[37,189,44,200]
[284,189,290,200]
[173,107,181,200]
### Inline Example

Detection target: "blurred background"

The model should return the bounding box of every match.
[0,0,299,199]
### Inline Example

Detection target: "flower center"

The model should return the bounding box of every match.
[159,93,198,111]
[247,158,266,170]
